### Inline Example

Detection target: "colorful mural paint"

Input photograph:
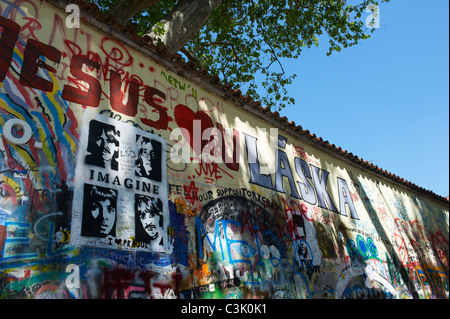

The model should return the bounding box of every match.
[0,0,448,299]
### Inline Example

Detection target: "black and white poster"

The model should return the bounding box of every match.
[71,111,169,253]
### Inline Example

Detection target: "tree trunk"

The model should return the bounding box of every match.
[110,0,162,26]
[145,0,222,54]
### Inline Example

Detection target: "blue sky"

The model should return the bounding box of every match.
[274,0,449,198]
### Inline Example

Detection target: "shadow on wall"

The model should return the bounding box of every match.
[349,172,420,298]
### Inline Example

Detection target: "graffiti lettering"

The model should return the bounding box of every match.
[245,133,359,219]
[88,169,160,195]
[0,16,20,81]
[0,1,448,301]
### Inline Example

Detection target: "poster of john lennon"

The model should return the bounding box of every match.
[71,111,169,253]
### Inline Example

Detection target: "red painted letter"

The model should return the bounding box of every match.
[141,87,168,130]
[20,39,61,92]
[0,16,20,82]
[109,70,140,116]
[62,55,101,107]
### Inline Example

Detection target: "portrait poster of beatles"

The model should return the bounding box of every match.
[71,111,169,253]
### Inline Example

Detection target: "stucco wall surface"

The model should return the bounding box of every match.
[0,0,448,299]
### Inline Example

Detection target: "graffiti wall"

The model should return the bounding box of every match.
[0,0,448,299]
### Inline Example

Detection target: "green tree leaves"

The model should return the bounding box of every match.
[90,0,389,111]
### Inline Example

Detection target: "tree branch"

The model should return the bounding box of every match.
[180,47,201,65]
[195,42,238,62]
[145,0,222,54]
[110,0,162,25]
[293,0,311,10]
[257,24,285,77]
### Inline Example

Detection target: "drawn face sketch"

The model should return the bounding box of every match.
[86,120,120,170]
[140,141,153,175]
[97,128,119,163]
[136,136,153,176]
[136,195,163,241]
[92,197,116,236]
[83,185,117,237]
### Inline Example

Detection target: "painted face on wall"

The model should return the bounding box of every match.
[137,196,162,240]
[91,198,116,236]
[135,135,156,178]
[96,129,119,163]
[86,120,120,171]
[139,141,153,175]
[82,184,117,238]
